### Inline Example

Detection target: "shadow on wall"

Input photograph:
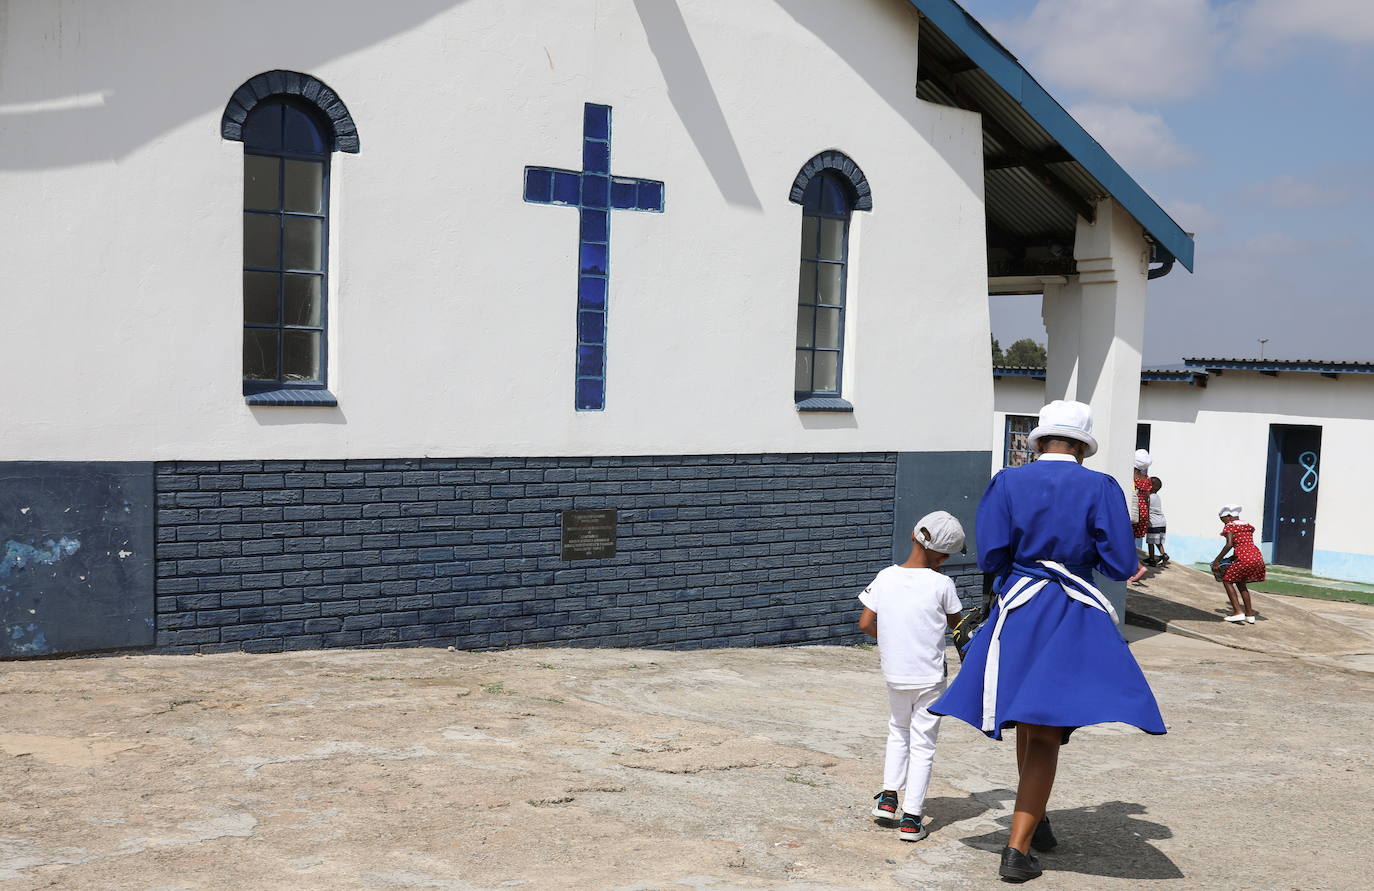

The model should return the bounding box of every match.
[0,0,465,170]
[797,411,859,431]
[631,0,763,210]
[774,0,983,198]
[249,406,349,427]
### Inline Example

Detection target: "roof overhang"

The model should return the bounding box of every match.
[1183,358,1374,376]
[993,366,1208,386]
[907,0,1195,276]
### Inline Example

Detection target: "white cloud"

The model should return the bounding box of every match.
[999,0,1218,102]
[1229,0,1374,61]
[1069,103,1196,170]
[1243,174,1353,209]
[1163,200,1222,234]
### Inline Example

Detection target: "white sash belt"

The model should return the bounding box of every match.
[980,560,1118,733]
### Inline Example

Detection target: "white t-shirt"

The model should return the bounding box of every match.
[1148,493,1166,527]
[858,566,963,688]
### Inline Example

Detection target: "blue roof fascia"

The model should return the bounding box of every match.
[1183,359,1374,374]
[1141,370,1204,383]
[907,0,1195,272]
[991,367,1046,380]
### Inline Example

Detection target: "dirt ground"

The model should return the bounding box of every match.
[2,623,1372,890]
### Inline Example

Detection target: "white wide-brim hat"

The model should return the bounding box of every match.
[1218,504,1242,519]
[1134,449,1153,471]
[1027,400,1099,458]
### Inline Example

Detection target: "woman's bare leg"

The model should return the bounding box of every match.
[1009,724,1061,854]
[1223,581,1244,615]
[1239,582,1254,616]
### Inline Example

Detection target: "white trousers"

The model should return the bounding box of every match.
[883,681,945,816]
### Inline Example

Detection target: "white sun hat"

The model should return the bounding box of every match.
[1134,449,1153,471]
[1026,400,1098,458]
[914,510,966,555]
[1218,504,1243,519]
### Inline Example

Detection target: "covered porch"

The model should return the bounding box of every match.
[911,0,1197,611]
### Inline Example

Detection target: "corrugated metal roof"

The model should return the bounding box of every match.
[908,0,1195,273]
[993,360,1374,383]
[993,365,1207,384]
[1183,358,1374,374]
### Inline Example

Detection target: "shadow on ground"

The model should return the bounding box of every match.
[921,787,1015,832]
[956,803,1181,880]
[959,800,1184,881]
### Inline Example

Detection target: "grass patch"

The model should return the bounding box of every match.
[852,642,875,651]
[481,682,507,695]
[1250,579,1374,606]
[535,662,558,670]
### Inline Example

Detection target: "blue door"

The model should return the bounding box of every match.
[1267,426,1321,569]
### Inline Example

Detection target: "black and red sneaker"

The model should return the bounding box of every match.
[871,791,900,823]
[898,813,928,842]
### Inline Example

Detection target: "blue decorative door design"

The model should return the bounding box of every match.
[523,103,665,411]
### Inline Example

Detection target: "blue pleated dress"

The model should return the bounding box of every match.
[930,454,1166,742]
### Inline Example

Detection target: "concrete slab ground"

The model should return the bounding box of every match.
[1126,561,1374,668]
[3,627,1372,889]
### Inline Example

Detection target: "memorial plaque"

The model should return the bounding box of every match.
[561,509,617,560]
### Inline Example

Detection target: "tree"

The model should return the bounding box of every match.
[1003,338,1047,367]
[991,335,1004,365]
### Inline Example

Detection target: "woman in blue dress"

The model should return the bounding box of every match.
[930,400,1165,882]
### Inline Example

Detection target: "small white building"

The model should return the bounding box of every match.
[994,359,1374,583]
[1,0,1193,656]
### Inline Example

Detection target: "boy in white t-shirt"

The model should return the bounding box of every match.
[858,510,966,842]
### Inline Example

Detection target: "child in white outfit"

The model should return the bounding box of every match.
[857,510,965,842]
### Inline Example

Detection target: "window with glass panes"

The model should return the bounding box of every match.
[1005,415,1037,467]
[242,98,329,391]
[794,171,852,398]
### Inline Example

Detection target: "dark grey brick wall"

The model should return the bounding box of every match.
[152,453,983,655]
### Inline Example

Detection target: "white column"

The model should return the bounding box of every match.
[1040,199,1150,618]
[1041,279,1082,402]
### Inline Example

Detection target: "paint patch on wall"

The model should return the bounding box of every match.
[0,462,155,658]
[1,537,81,579]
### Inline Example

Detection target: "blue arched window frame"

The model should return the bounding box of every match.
[790,152,870,411]
[794,171,855,404]
[223,71,358,407]
[241,98,333,402]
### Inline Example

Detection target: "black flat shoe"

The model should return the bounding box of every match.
[999,846,1042,882]
[1031,815,1057,852]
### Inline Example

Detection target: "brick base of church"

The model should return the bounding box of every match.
[150,453,982,654]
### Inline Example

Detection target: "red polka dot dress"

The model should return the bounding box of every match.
[1132,475,1151,538]
[1222,523,1266,583]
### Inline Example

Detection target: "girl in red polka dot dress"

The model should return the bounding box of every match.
[1210,505,1265,624]
[1131,450,1153,539]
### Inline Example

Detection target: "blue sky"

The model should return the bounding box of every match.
[964,0,1374,364]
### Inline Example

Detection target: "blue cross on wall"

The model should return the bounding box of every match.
[524,103,665,411]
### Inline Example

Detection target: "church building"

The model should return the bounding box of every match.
[0,0,1193,657]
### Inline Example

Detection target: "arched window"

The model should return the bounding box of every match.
[223,70,358,405]
[794,171,854,400]
[790,152,870,409]
[241,98,330,397]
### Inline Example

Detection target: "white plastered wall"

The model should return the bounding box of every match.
[993,372,1374,581]
[0,0,991,461]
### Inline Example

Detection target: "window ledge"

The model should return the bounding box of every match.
[245,388,338,407]
[795,396,854,413]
